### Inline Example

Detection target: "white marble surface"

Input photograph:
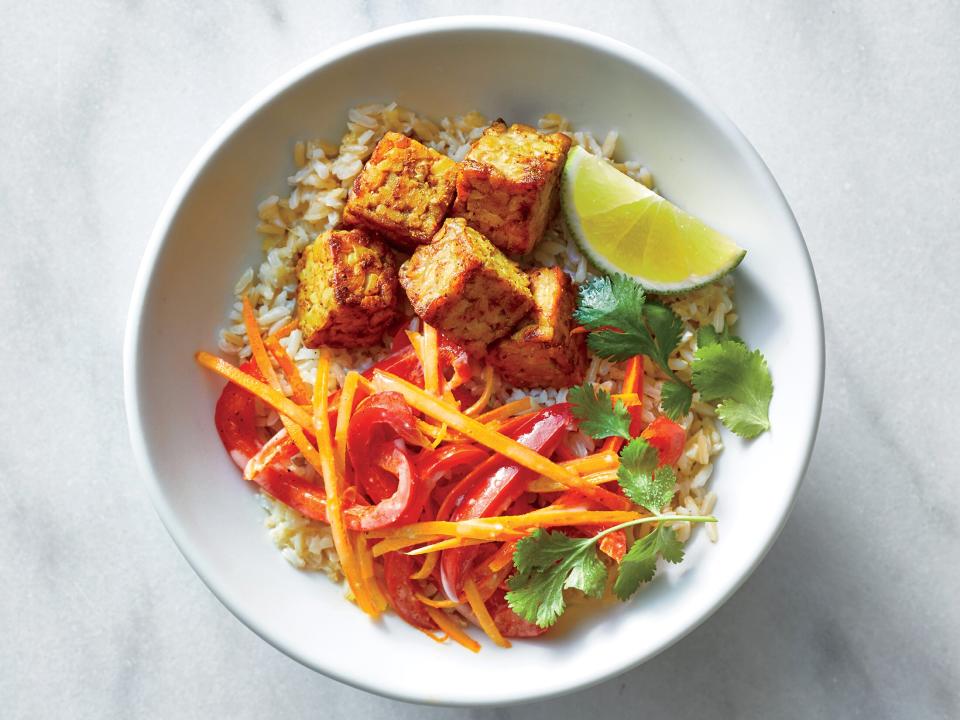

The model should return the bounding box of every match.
[2,1,958,717]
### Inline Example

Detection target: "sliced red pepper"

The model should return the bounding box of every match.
[347,392,427,500]
[214,360,266,469]
[254,464,330,522]
[344,443,425,530]
[439,404,574,601]
[418,444,490,486]
[368,334,472,389]
[627,405,647,438]
[484,589,547,638]
[641,416,686,466]
[383,552,437,631]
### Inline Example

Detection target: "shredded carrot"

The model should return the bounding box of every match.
[603,355,643,454]
[611,393,640,404]
[265,335,311,404]
[486,542,518,573]
[410,550,439,580]
[304,352,377,617]
[373,371,619,503]
[528,469,619,494]
[422,323,440,396]
[242,296,281,387]
[267,318,298,341]
[475,398,532,424]
[355,533,388,613]
[429,423,449,449]
[196,352,315,429]
[240,298,311,493]
[559,452,620,475]
[334,371,360,474]
[418,627,449,644]
[405,329,426,377]
[571,325,588,335]
[415,593,460,609]
[464,366,495,417]
[405,537,498,555]
[424,607,480,653]
[371,535,446,557]
[372,509,642,542]
[463,578,510,648]
[243,427,290,481]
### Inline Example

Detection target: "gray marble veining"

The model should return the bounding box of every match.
[1,1,958,718]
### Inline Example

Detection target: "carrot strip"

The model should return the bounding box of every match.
[486,541,518,573]
[463,578,510,649]
[422,323,440,397]
[372,509,642,542]
[374,371,627,507]
[415,593,461,609]
[429,423,449,449]
[267,318,298,341]
[602,355,643,454]
[243,427,290,481]
[418,628,449,644]
[334,371,360,474]
[196,352,314,430]
[242,296,281,387]
[424,608,480,653]
[410,550,439,581]
[405,537,497,555]
[355,533,388,614]
[464,366,495,417]
[475,398,532,424]
[371,535,446,557]
[560,452,620,475]
[528,469,619,494]
[305,352,376,616]
[265,335,311,404]
[241,297,311,492]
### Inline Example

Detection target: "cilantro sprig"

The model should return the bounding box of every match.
[574,273,773,437]
[692,339,773,438]
[506,512,715,627]
[568,383,632,440]
[508,390,714,628]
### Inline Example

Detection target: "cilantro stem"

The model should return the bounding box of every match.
[591,514,717,543]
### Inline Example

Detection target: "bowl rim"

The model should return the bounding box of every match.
[123,15,824,707]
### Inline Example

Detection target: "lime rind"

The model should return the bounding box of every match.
[560,146,746,294]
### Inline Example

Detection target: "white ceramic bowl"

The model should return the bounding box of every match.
[124,16,823,706]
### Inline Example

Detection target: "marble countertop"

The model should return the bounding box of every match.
[2,1,957,717]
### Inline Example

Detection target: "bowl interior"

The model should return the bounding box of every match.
[126,19,822,706]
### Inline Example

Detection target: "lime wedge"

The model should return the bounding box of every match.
[561,146,746,293]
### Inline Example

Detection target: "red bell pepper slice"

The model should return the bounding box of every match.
[439,404,574,600]
[214,360,266,469]
[383,552,436,631]
[418,444,490,486]
[484,589,547,638]
[641,416,686,466]
[344,443,425,530]
[347,392,427,501]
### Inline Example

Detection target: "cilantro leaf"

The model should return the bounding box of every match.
[586,329,653,362]
[698,325,745,349]
[691,341,773,438]
[574,274,646,332]
[569,383,632,440]
[660,380,692,420]
[506,529,607,628]
[641,303,684,371]
[617,438,676,513]
[613,525,685,600]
